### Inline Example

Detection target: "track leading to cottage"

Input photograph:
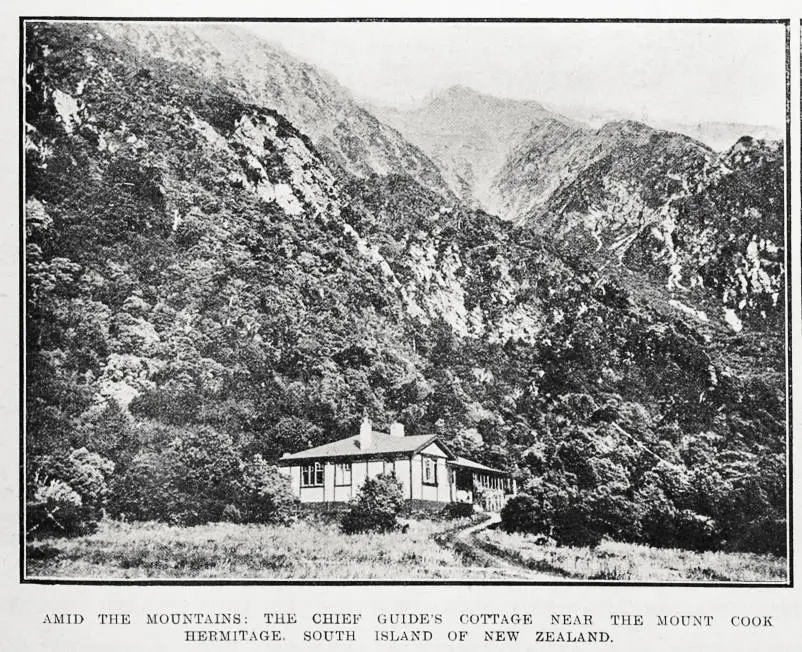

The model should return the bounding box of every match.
[432,514,565,581]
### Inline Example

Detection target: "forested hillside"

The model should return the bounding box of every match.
[25,22,787,556]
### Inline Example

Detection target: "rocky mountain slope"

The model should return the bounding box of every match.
[98,22,453,198]
[492,119,785,333]
[374,86,578,211]
[25,22,787,554]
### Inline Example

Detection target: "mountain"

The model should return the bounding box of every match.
[373,86,578,211]
[97,22,453,198]
[545,102,783,151]
[492,119,785,334]
[655,121,783,153]
[25,22,786,554]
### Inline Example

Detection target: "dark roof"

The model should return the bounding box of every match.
[449,456,509,475]
[279,431,452,463]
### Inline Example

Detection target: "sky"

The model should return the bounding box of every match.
[244,21,786,128]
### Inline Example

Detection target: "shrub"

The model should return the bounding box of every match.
[341,473,405,534]
[637,484,679,547]
[500,484,636,548]
[579,486,642,544]
[26,448,115,538]
[550,501,604,548]
[238,455,298,525]
[674,510,719,552]
[107,450,176,521]
[500,494,544,534]
[441,502,474,519]
[27,479,85,538]
[167,426,241,524]
[221,504,243,523]
[731,515,787,557]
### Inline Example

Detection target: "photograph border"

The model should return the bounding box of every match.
[18,15,794,588]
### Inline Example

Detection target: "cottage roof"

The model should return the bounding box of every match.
[449,456,509,475]
[279,431,452,463]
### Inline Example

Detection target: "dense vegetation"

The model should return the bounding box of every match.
[25,23,787,558]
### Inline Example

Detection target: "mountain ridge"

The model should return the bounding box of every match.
[98,22,455,200]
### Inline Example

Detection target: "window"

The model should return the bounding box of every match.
[334,462,352,486]
[301,462,324,487]
[382,459,396,477]
[422,457,437,485]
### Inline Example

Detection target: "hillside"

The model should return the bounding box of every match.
[492,120,785,339]
[544,102,783,151]
[25,22,787,558]
[98,22,453,198]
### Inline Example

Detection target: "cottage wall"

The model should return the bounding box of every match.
[351,459,367,493]
[411,445,450,504]
[410,453,421,500]
[323,462,335,502]
[394,458,411,499]
[367,459,383,478]
[299,483,324,503]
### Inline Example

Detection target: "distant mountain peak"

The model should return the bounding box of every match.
[423,84,547,112]
[597,119,654,136]
[375,86,573,211]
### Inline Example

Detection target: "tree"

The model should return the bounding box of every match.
[108,424,241,525]
[238,454,297,524]
[27,448,114,537]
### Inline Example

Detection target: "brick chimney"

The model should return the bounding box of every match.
[389,421,405,437]
[360,415,373,449]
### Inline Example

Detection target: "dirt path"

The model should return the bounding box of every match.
[433,513,564,581]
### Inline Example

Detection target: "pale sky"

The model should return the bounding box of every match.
[244,21,786,128]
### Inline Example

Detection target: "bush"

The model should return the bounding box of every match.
[341,473,405,534]
[500,484,637,548]
[637,484,679,547]
[27,448,115,538]
[238,455,297,525]
[550,501,604,548]
[579,486,642,544]
[733,515,786,557]
[221,504,243,523]
[107,450,176,521]
[500,494,544,534]
[441,502,474,519]
[27,479,85,538]
[673,510,719,552]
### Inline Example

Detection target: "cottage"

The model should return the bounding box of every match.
[278,417,515,510]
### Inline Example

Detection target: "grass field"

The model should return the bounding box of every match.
[26,517,787,582]
[26,516,504,580]
[474,528,788,583]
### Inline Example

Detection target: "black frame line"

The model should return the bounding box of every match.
[18,15,794,588]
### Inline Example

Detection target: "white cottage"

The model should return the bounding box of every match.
[278,417,515,509]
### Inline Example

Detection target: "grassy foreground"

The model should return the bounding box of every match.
[26,516,502,580]
[26,517,787,582]
[475,529,787,583]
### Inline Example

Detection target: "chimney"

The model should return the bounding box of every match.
[360,415,373,449]
[389,421,405,438]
